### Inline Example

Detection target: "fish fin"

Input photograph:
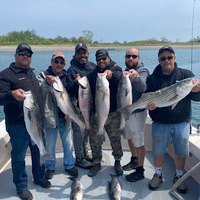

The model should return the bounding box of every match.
[171,102,178,110]
[116,128,126,137]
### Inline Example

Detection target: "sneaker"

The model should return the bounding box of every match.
[173,175,188,194]
[149,173,163,190]
[123,157,138,171]
[34,177,51,188]
[126,167,144,182]
[65,167,78,178]
[114,160,123,176]
[84,148,93,162]
[76,155,93,169]
[88,163,101,177]
[45,170,54,180]
[17,189,33,200]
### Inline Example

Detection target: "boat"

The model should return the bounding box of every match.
[0,116,200,200]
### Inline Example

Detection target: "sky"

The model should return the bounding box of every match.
[1,0,200,43]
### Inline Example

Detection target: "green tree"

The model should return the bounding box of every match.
[82,30,94,43]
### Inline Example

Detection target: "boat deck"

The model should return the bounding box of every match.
[0,149,199,200]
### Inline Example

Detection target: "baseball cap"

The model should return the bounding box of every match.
[95,49,109,58]
[16,43,33,54]
[158,45,175,56]
[75,43,88,52]
[52,52,65,61]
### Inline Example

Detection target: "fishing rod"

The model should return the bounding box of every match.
[191,0,196,72]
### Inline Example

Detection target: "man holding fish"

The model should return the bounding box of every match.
[38,52,78,179]
[146,46,200,193]
[87,49,123,177]
[0,44,51,200]
[66,43,96,169]
[122,48,150,182]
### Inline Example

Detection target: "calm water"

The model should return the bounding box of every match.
[0,48,200,127]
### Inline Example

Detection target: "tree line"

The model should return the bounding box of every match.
[0,29,199,46]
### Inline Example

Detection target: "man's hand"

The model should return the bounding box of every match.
[46,75,55,85]
[105,70,112,79]
[12,89,26,101]
[192,81,200,92]
[146,102,157,111]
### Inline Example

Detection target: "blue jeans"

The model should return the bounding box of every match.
[44,118,74,170]
[152,121,190,158]
[6,125,45,193]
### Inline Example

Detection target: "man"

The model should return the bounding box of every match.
[146,45,200,193]
[66,43,96,169]
[37,52,78,179]
[0,43,51,200]
[87,49,123,177]
[122,48,149,182]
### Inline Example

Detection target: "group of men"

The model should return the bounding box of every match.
[0,42,200,200]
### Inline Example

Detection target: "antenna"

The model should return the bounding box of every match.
[191,0,196,72]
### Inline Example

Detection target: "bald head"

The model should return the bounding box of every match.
[125,48,140,68]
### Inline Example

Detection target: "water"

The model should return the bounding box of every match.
[0,48,200,127]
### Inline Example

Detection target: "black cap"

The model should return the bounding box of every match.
[16,43,33,54]
[95,49,109,58]
[158,45,175,56]
[75,43,88,52]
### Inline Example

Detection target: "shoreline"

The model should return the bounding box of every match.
[0,44,200,52]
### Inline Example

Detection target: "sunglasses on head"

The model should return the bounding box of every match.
[96,57,107,62]
[159,56,174,61]
[126,54,139,59]
[54,60,65,65]
[17,52,32,58]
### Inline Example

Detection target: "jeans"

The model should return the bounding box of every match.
[44,118,74,170]
[6,125,45,193]
[152,121,190,158]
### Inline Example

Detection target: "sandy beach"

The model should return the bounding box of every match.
[0,44,200,53]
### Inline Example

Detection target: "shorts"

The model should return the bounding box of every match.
[152,121,190,158]
[124,110,147,147]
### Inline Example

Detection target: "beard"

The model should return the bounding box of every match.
[125,60,138,69]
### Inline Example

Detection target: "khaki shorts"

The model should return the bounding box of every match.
[124,110,147,147]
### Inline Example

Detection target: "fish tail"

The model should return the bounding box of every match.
[41,150,54,164]
[96,131,106,142]
[116,128,126,137]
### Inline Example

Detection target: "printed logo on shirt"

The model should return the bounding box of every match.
[18,77,25,80]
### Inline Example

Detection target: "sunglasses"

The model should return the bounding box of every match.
[17,52,32,58]
[159,56,174,61]
[54,60,65,65]
[126,55,139,59]
[96,57,107,62]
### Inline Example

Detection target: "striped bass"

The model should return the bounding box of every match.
[23,90,54,164]
[117,71,132,136]
[52,77,86,137]
[69,177,84,200]
[95,72,110,141]
[118,77,199,119]
[108,174,121,200]
[78,76,92,134]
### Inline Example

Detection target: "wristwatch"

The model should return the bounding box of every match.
[134,74,140,81]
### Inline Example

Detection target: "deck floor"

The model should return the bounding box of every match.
[0,149,199,200]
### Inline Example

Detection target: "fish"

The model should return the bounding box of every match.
[52,76,86,137]
[118,77,199,119]
[117,71,132,136]
[95,72,110,141]
[69,177,84,200]
[23,90,54,164]
[108,174,121,200]
[78,76,92,134]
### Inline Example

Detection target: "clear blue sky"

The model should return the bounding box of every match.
[1,0,199,43]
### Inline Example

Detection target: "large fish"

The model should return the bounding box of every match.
[23,90,54,164]
[69,177,84,200]
[118,77,199,119]
[52,77,86,136]
[117,71,132,136]
[108,174,121,200]
[78,76,92,134]
[95,72,110,141]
